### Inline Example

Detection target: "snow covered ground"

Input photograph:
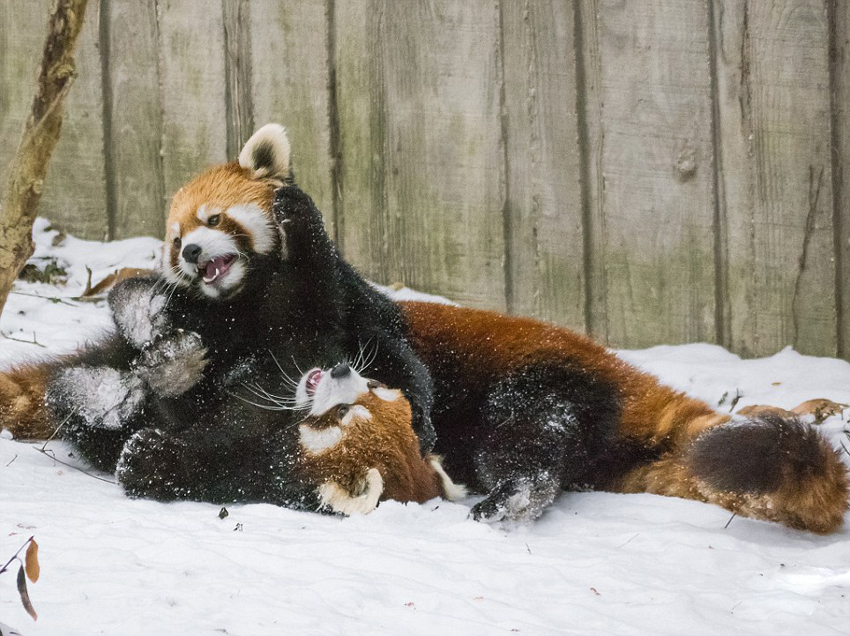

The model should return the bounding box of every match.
[1,220,849,635]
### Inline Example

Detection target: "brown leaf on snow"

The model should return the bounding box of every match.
[791,399,848,424]
[25,539,39,583]
[16,565,37,621]
[736,405,795,418]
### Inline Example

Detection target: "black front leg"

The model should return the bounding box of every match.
[362,334,437,454]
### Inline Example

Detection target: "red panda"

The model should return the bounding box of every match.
[291,363,465,514]
[399,301,849,534]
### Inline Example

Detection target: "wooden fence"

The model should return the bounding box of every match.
[1,1,849,359]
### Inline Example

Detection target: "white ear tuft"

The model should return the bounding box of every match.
[238,123,291,180]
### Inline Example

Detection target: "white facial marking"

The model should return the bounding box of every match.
[373,387,401,402]
[196,204,221,222]
[340,405,372,427]
[299,423,343,455]
[296,367,372,416]
[317,468,383,516]
[226,204,276,254]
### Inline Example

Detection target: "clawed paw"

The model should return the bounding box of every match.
[272,186,317,224]
[133,329,208,397]
[470,479,553,524]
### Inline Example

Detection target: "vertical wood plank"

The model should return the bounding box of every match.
[378,0,507,307]
[576,0,609,342]
[0,2,47,200]
[500,0,585,330]
[2,0,109,239]
[716,0,836,357]
[831,0,850,360]
[250,0,334,234]
[595,0,717,348]
[223,0,253,159]
[332,0,387,280]
[106,0,166,239]
[157,0,228,200]
[40,0,109,239]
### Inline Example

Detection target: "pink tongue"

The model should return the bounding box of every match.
[204,255,233,281]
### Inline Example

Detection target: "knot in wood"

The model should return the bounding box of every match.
[675,145,697,183]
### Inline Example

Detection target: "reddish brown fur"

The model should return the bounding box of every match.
[400,301,849,534]
[165,162,278,263]
[0,362,55,439]
[297,391,444,504]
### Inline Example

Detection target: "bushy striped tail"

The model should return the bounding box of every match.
[618,413,849,534]
[686,414,849,534]
[0,362,57,439]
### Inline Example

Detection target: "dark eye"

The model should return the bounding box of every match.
[367,379,386,390]
[208,214,221,227]
[172,236,181,248]
[336,405,350,419]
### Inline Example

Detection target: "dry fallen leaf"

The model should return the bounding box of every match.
[791,399,848,423]
[25,539,39,583]
[736,405,794,418]
[16,565,37,621]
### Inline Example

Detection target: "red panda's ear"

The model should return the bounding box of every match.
[238,123,292,181]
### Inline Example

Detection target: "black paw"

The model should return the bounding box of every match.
[470,477,558,524]
[116,428,186,501]
[470,481,517,523]
[272,185,319,225]
[133,329,207,397]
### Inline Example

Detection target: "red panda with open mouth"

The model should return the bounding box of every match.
[159,124,290,301]
[292,363,465,515]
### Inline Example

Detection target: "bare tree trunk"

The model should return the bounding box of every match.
[0,0,90,317]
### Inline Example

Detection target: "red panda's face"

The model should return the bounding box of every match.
[161,124,292,300]
[295,364,402,418]
[294,364,408,455]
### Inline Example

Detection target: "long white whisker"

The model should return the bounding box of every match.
[268,351,300,389]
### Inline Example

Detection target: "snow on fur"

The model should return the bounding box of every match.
[0,220,849,635]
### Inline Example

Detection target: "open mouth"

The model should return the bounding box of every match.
[305,369,323,397]
[198,254,237,284]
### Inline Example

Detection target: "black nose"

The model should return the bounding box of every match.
[330,363,351,379]
[182,244,202,264]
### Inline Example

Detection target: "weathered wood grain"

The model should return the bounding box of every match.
[715,0,836,357]
[105,0,165,239]
[332,0,387,280]
[576,0,609,342]
[500,0,585,330]
[157,0,228,200]
[250,0,334,234]
[0,2,46,198]
[831,0,850,360]
[594,0,717,348]
[335,0,506,307]
[2,1,109,240]
[223,0,253,159]
[1,0,108,239]
[39,0,108,239]
[0,1,845,357]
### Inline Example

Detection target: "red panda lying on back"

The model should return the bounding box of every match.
[292,363,465,515]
